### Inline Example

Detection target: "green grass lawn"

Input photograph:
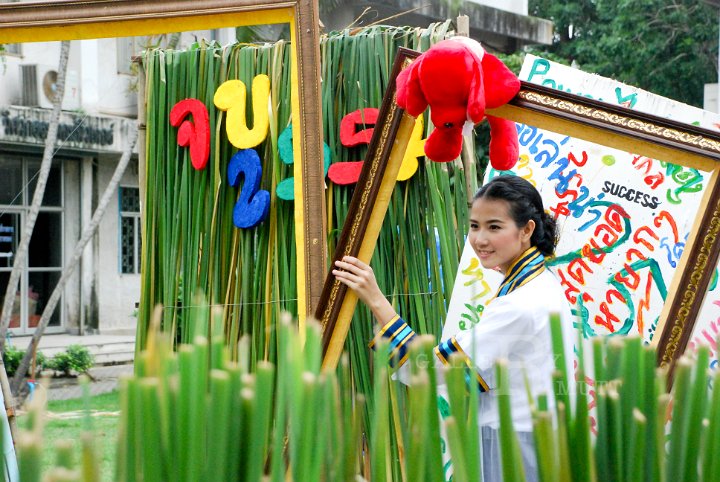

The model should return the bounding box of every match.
[19,390,120,481]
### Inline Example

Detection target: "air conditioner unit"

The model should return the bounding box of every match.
[20,64,81,110]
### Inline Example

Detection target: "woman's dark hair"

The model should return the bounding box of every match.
[473,175,558,256]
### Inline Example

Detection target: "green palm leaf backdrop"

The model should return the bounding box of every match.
[138,22,475,405]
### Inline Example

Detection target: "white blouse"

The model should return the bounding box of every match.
[372,268,576,432]
[452,268,575,431]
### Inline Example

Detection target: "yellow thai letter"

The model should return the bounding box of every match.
[397,114,425,181]
[214,75,271,149]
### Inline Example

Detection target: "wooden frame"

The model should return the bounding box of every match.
[0,0,326,323]
[318,51,720,384]
[317,48,419,370]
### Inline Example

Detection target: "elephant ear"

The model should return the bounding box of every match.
[487,114,519,170]
[424,126,463,163]
[466,56,486,124]
[481,53,520,109]
[396,59,428,117]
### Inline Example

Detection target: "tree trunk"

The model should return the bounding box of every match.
[10,128,139,395]
[0,40,70,438]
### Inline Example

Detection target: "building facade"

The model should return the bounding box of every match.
[322,0,553,53]
[0,29,235,336]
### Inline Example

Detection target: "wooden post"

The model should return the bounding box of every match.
[456,14,477,204]
[291,0,327,327]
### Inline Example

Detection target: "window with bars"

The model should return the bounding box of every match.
[3,43,21,56]
[119,187,141,274]
[116,37,145,75]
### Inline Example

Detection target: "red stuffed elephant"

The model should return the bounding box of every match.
[396,37,520,170]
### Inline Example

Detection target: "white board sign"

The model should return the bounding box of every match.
[445,54,720,373]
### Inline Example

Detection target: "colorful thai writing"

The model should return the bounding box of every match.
[170,77,428,229]
[507,120,700,341]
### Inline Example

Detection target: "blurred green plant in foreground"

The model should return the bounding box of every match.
[8,308,719,482]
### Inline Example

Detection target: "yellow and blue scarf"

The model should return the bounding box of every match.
[496,246,546,297]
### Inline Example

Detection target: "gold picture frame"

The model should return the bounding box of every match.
[317,48,419,370]
[317,50,720,385]
[0,0,327,323]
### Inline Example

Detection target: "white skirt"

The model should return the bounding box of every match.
[480,426,538,482]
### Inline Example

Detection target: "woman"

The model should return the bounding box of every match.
[333,175,574,482]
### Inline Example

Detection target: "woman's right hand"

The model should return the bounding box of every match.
[332,256,397,325]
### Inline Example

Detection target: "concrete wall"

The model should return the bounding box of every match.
[3,28,236,117]
[704,83,718,113]
[63,158,82,333]
[1,24,235,335]
[0,41,83,109]
[93,39,137,117]
[95,155,140,334]
[467,0,527,15]
[0,47,22,106]
[320,0,552,52]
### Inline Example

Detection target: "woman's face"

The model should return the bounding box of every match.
[468,197,535,274]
